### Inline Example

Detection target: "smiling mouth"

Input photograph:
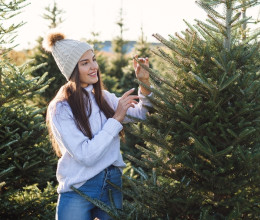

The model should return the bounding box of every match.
[89,72,97,76]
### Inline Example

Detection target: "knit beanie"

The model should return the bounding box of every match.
[43,31,93,81]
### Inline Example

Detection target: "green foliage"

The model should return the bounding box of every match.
[0,182,57,220]
[0,0,28,50]
[121,0,260,219]
[71,182,147,220]
[29,36,66,105]
[0,1,57,219]
[105,8,129,96]
[42,0,64,29]
[121,28,152,93]
[29,1,66,105]
[120,28,154,166]
[133,27,152,59]
[0,57,57,219]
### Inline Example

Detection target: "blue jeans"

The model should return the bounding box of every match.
[56,165,123,220]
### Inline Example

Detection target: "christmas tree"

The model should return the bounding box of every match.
[29,0,66,106]
[123,0,260,219]
[121,27,153,169]
[120,26,152,93]
[105,8,129,96]
[0,0,57,218]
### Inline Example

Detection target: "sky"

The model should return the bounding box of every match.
[7,0,260,50]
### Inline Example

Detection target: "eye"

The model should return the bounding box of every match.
[82,62,89,66]
[93,57,97,61]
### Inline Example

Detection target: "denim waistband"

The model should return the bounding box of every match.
[104,164,117,171]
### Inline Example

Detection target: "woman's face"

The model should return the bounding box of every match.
[78,50,99,88]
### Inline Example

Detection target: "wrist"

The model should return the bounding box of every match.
[112,115,123,123]
[140,85,151,96]
[139,79,150,85]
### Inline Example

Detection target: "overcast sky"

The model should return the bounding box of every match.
[8,0,260,50]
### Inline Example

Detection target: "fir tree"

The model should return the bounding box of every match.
[0,0,57,218]
[42,0,64,29]
[121,27,153,159]
[122,0,260,219]
[29,1,66,105]
[106,8,129,96]
[121,26,152,92]
[133,26,152,58]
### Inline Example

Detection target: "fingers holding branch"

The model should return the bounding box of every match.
[113,88,140,122]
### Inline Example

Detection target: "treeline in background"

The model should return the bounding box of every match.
[1,0,259,219]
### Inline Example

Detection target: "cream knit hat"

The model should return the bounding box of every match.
[43,31,93,81]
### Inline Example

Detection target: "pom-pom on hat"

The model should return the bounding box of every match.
[43,30,93,81]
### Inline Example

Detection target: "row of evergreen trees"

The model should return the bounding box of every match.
[1,0,259,219]
[0,0,57,219]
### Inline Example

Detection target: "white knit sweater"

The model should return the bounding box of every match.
[48,84,152,193]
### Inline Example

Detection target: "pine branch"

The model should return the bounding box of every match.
[150,48,182,69]
[229,11,241,25]
[71,186,123,220]
[231,16,251,28]
[232,0,259,10]
[241,29,260,45]
[199,19,225,35]
[133,145,178,179]
[196,21,223,46]
[219,72,241,91]
[124,154,151,170]
[152,33,186,57]
[187,32,197,55]
[196,1,225,20]
[189,71,217,93]
[183,20,198,36]
[133,57,184,102]
[156,46,182,66]
[207,14,226,30]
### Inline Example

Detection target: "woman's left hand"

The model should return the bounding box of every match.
[133,55,150,83]
[133,55,151,95]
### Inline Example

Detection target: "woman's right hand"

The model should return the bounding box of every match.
[112,88,139,123]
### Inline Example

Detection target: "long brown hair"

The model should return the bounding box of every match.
[46,64,123,157]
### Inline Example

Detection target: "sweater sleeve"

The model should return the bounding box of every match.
[49,101,123,167]
[103,88,153,123]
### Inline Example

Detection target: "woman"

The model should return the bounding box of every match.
[44,31,152,220]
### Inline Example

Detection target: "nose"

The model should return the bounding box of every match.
[90,61,98,69]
